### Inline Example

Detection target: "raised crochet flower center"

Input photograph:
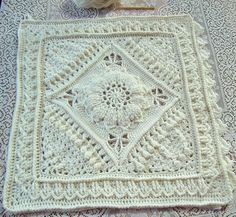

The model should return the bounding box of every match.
[102,79,131,108]
[83,70,151,128]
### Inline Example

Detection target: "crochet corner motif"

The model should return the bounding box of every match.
[3,15,235,212]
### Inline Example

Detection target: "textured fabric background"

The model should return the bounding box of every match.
[0,0,236,216]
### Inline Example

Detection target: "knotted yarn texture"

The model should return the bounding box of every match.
[3,15,236,212]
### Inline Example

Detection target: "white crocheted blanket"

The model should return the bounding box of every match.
[3,15,236,212]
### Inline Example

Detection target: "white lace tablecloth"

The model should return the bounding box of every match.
[0,0,236,216]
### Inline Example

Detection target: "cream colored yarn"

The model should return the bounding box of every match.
[73,0,120,8]
[3,15,236,212]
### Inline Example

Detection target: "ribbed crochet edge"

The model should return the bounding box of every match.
[193,21,236,192]
[4,199,227,213]
[2,21,26,212]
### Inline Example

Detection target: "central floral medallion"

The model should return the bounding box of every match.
[81,69,152,129]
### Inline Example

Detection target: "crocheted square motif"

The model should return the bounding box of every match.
[3,15,236,212]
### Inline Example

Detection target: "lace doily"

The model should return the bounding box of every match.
[3,15,236,212]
